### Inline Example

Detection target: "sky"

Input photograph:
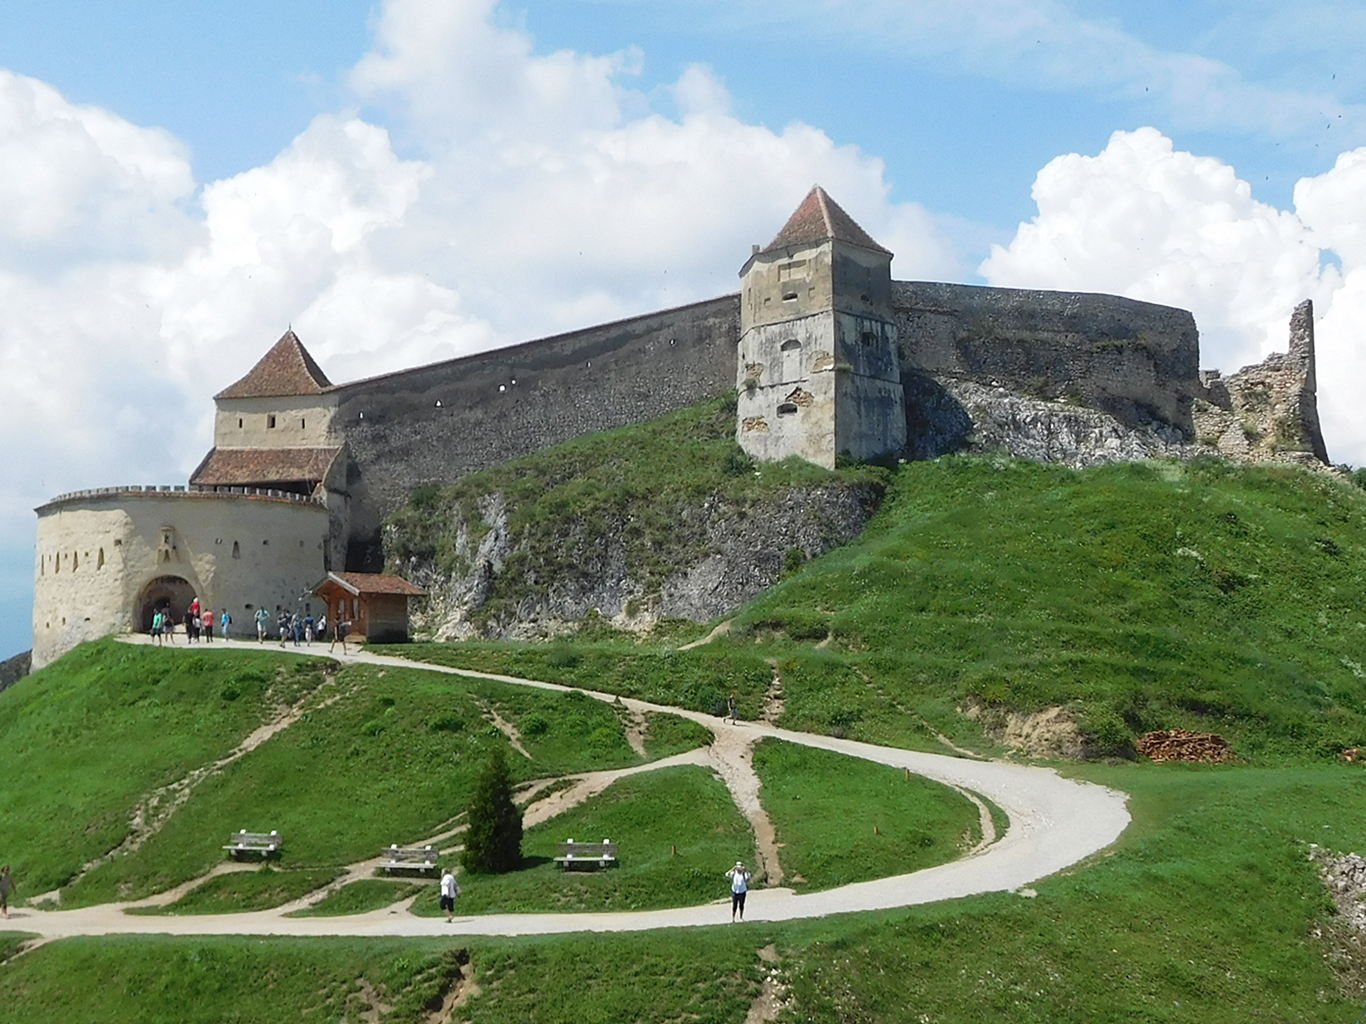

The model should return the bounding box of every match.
[2,0,1366,660]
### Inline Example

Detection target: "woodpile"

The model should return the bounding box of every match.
[1136,729,1234,764]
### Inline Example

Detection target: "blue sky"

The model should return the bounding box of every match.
[2,0,1365,660]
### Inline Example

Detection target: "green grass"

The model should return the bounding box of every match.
[395,456,1366,765]
[642,711,712,759]
[0,644,655,908]
[0,639,331,897]
[385,640,775,721]
[286,878,426,917]
[130,867,342,915]
[5,765,1366,1021]
[384,393,885,630]
[0,931,766,1024]
[0,932,31,964]
[751,739,983,890]
[413,765,753,914]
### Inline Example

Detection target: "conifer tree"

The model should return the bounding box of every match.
[462,749,523,873]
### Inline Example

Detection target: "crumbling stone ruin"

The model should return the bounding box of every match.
[1193,300,1330,466]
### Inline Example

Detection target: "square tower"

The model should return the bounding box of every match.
[736,187,905,469]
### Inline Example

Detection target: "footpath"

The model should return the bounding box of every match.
[5,637,1130,941]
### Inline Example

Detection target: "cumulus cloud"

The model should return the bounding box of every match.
[981,127,1366,465]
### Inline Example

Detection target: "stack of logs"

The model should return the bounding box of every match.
[1136,729,1234,764]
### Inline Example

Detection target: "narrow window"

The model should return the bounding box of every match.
[301,418,306,429]
[777,402,799,416]
[267,414,276,428]
[97,548,105,569]
[861,330,878,345]
[238,418,243,428]
[72,551,78,571]
[232,541,240,559]
[780,339,802,382]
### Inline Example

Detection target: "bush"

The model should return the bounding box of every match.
[462,750,523,874]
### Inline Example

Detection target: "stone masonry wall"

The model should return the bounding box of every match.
[333,296,741,565]
[325,282,1208,567]
[892,281,1200,446]
[1192,300,1330,466]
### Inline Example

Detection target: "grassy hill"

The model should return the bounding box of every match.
[395,452,1366,764]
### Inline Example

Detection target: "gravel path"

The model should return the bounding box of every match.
[8,638,1130,939]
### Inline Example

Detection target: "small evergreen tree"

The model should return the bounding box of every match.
[462,749,523,874]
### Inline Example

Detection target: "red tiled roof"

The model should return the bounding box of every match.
[763,186,891,256]
[316,572,426,597]
[190,447,341,487]
[215,330,332,400]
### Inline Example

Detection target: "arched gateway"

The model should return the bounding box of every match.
[135,576,198,632]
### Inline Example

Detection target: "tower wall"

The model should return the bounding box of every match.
[33,488,329,668]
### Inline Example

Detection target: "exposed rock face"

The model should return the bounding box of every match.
[397,483,883,640]
[920,378,1200,468]
[1193,300,1330,466]
[0,650,31,694]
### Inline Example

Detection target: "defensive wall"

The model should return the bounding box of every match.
[33,486,329,668]
[322,281,1200,564]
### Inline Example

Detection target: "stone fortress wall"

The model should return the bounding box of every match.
[30,187,1330,666]
[32,487,330,668]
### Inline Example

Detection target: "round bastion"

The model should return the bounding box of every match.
[33,485,330,669]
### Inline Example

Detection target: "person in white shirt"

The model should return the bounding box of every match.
[725,861,751,922]
[439,867,461,922]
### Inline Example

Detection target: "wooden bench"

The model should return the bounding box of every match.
[379,844,439,874]
[554,838,618,870]
[222,829,282,860]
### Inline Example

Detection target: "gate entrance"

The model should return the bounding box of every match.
[135,576,198,632]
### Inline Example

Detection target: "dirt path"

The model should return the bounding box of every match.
[762,661,785,724]
[677,619,732,650]
[474,698,532,760]
[10,638,1130,940]
[704,726,784,886]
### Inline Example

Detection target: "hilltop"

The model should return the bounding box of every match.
[387,399,1366,765]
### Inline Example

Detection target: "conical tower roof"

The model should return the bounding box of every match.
[762,186,891,256]
[215,329,332,400]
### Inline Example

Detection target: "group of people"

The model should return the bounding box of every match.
[250,605,353,653]
[150,598,231,646]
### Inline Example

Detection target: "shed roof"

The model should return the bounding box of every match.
[215,330,332,400]
[763,185,891,256]
[314,572,426,597]
[189,447,342,488]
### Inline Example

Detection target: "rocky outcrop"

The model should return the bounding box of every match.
[0,650,30,694]
[394,483,883,640]
[1193,300,1330,466]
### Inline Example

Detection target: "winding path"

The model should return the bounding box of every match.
[6,639,1130,940]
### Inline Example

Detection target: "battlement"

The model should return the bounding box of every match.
[37,484,325,513]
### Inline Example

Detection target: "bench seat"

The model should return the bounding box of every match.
[380,845,439,873]
[223,829,282,859]
[554,839,618,870]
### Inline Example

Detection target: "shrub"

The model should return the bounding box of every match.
[462,750,523,874]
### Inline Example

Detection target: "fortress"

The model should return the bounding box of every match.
[31,188,1329,668]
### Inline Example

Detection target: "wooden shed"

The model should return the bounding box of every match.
[311,572,426,643]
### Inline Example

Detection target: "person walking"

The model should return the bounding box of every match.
[439,866,460,922]
[184,608,199,643]
[292,613,304,647]
[329,618,352,655]
[0,864,14,919]
[725,861,751,922]
[151,609,164,646]
[220,608,232,641]
[255,606,270,643]
[728,691,739,724]
[202,608,214,643]
[304,613,315,645]
[278,610,290,648]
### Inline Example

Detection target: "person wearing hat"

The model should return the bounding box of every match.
[725,861,751,922]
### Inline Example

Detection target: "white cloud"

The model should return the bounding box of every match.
[980,127,1366,465]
